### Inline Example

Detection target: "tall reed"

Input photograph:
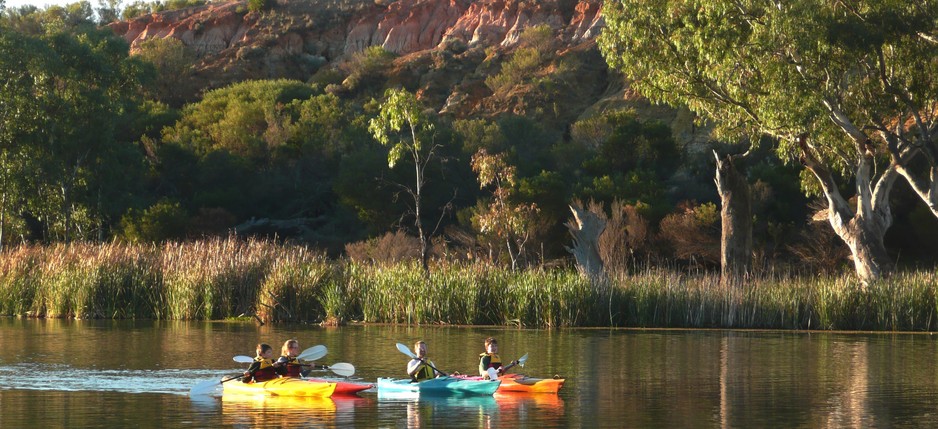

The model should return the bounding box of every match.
[1,240,937,330]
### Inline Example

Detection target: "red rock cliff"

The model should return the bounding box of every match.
[110,0,603,83]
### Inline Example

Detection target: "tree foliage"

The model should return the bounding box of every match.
[599,0,938,280]
[470,149,540,269]
[0,26,149,243]
[134,37,195,105]
[368,88,442,265]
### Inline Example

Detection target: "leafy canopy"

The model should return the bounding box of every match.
[599,0,938,178]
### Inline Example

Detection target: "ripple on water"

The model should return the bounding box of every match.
[0,364,233,395]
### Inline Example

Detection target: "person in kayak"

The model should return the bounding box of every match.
[276,339,306,378]
[479,337,518,379]
[407,340,444,382]
[242,343,282,383]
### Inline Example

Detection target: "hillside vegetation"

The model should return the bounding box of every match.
[1,0,936,281]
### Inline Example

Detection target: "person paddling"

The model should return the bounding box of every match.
[407,341,444,382]
[479,337,518,379]
[242,343,282,383]
[276,339,306,378]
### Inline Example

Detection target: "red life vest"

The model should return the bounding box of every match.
[281,356,302,377]
[250,357,279,382]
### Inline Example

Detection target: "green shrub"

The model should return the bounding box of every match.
[248,0,272,13]
[120,200,189,243]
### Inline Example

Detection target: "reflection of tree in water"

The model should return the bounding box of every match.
[824,341,871,428]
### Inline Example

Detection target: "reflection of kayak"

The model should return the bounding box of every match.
[222,394,338,411]
[457,373,564,393]
[495,391,565,410]
[378,389,498,408]
[304,378,373,396]
[220,395,349,427]
[223,378,337,397]
[376,376,501,396]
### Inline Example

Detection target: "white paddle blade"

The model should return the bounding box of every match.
[487,367,499,380]
[517,353,529,368]
[189,379,220,396]
[396,343,417,359]
[298,345,328,362]
[329,362,355,377]
[232,355,254,364]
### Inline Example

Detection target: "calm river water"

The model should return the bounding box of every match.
[2,319,938,428]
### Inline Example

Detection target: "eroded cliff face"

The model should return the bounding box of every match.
[109,0,604,96]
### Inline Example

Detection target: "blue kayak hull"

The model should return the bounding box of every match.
[376,376,500,396]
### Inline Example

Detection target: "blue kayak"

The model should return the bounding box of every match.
[376,376,501,396]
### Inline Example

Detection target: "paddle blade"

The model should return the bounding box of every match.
[232,355,254,364]
[487,367,499,380]
[298,344,328,362]
[329,362,355,377]
[517,353,528,368]
[396,343,417,359]
[189,379,220,396]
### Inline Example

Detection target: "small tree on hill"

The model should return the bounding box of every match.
[368,88,441,268]
[470,149,539,270]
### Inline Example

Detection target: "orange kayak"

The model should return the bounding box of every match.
[456,373,564,393]
[496,374,564,393]
[223,377,337,397]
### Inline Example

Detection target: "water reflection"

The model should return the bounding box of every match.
[374,391,566,428]
[378,392,498,428]
[495,392,565,418]
[219,395,373,427]
[4,320,938,427]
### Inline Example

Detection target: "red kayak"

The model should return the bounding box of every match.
[306,378,373,396]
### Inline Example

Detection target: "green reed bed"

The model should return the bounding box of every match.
[1,240,937,330]
[353,262,430,324]
[350,264,603,327]
[256,249,335,323]
[0,246,42,316]
[607,270,938,330]
[161,238,278,320]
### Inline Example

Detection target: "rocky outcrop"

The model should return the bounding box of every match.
[110,2,255,57]
[109,0,604,90]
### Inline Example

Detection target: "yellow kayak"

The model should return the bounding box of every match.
[223,377,337,397]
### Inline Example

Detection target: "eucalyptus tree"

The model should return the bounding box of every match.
[599,0,938,282]
[368,88,442,267]
[0,27,149,242]
[471,149,540,270]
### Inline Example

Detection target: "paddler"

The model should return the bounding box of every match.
[242,343,282,383]
[479,337,518,379]
[407,340,444,382]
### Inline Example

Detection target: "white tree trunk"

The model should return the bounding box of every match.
[565,204,606,281]
[714,151,752,280]
[798,136,895,284]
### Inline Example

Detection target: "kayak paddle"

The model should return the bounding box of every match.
[233,344,326,365]
[501,353,528,372]
[298,345,328,361]
[396,342,446,377]
[300,361,357,377]
[323,362,355,377]
[189,373,242,396]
